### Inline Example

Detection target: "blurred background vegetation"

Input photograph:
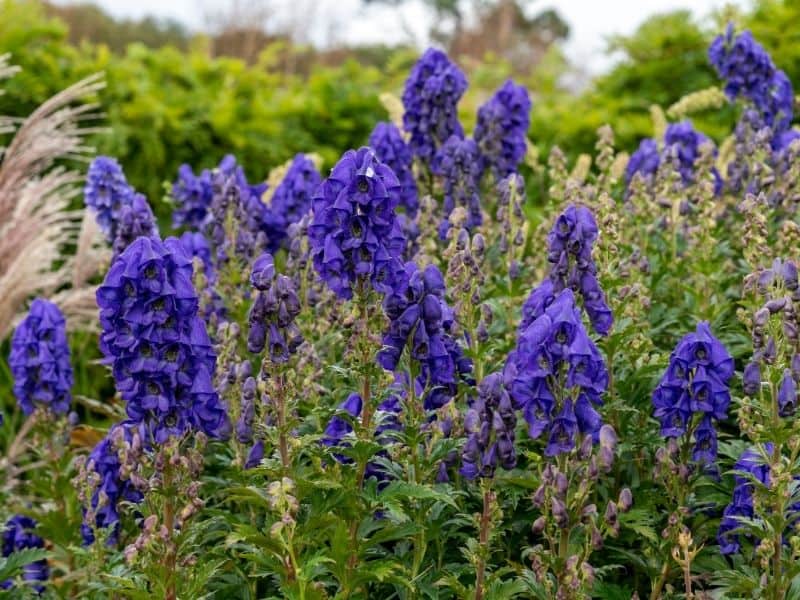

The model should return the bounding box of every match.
[1,0,799,218]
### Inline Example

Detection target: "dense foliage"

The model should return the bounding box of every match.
[3,4,800,600]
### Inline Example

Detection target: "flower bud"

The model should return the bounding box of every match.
[531,516,547,535]
[618,488,633,512]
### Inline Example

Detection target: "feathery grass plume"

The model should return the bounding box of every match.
[0,55,105,338]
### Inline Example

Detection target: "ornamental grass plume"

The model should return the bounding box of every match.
[9,298,73,416]
[0,55,107,338]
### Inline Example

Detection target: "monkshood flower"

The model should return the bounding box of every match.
[709,25,794,137]
[474,79,532,178]
[651,322,733,463]
[263,153,321,252]
[505,288,608,456]
[172,164,214,230]
[96,236,230,443]
[369,122,419,217]
[81,422,144,545]
[402,48,468,162]
[1,515,48,593]
[321,393,363,462]
[460,372,517,480]
[433,135,483,238]
[718,445,772,554]
[309,147,406,299]
[626,121,721,191]
[207,155,270,264]
[10,298,73,416]
[84,156,133,242]
[112,193,158,258]
[247,252,303,362]
[546,205,613,335]
[178,231,214,279]
[378,261,472,411]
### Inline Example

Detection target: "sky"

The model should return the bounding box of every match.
[52,0,748,74]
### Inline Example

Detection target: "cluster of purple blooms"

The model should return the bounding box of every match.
[369,122,419,218]
[543,205,612,336]
[474,79,532,179]
[9,298,73,416]
[263,154,322,252]
[505,288,608,456]
[461,372,517,480]
[171,164,214,230]
[402,48,468,162]
[378,262,472,411]
[235,375,268,469]
[206,155,270,264]
[308,147,406,299]
[432,136,483,238]
[651,322,733,463]
[626,121,722,192]
[96,236,230,443]
[247,252,303,362]
[2,515,48,592]
[84,157,158,257]
[709,24,796,149]
[81,423,144,545]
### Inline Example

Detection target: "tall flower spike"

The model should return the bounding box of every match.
[651,322,733,463]
[433,136,483,238]
[545,205,613,335]
[263,153,322,252]
[10,298,73,416]
[474,79,532,179]
[172,164,214,230]
[402,48,468,162]
[84,156,133,242]
[378,261,472,410]
[709,25,794,140]
[96,236,230,443]
[112,192,158,258]
[461,372,517,480]
[247,252,303,362]
[309,147,406,299]
[1,515,48,593]
[718,445,772,554]
[81,423,144,545]
[369,122,419,217]
[505,288,608,456]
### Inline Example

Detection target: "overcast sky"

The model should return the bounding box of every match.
[52,0,748,73]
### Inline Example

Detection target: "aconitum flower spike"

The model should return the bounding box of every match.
[402,48,468,162]
[474,79,532,178]
[1,515,48,592]
[84,156,133,242]
[172,164,214,230]
[96,236,230,442]
[433,136,483,237]
[309,147,406,299]
[81,423,144,545]
[9,298,73,416]
[263,153,321,252]
[369,122,419,217]
[652,322,733,463]
[112,193,159,257]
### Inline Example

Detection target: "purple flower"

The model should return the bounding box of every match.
[247,252,303,362]
[96,236,230,443]
[461,372,517,479]
[245,440,265,469]
[433,135,483,237]
[10,298,73,416]
[263,154,322,252]
[652,322,733,462]
[81,422,144,545]
[718,445,772,554]
[112,193,159,258]
[402,48,468,162]
[309,147,406,299]
[506,288,608,455]
[84,156,133,242]
[778,368,797,417]
[625,138,660,183]
[369,122,419,217]
[321,393,363,461]
[378,262,472,410]
[709,25,794,139]
[172,164,214,230]
[545,205,613,335]
[474,79,532,178]
[1,515,48,593]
